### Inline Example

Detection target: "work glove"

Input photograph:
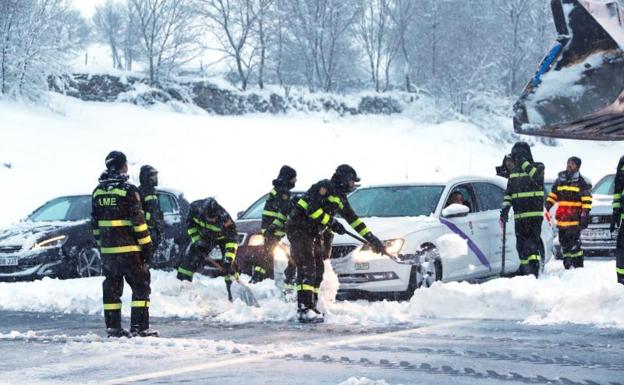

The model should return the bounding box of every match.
[611,208,621,233]
[580,211,589,229]
[330,220,346,235]
[365,233,385,255]
[222,258,236,276]
[500,207,510,224]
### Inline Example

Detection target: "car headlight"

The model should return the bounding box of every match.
[31,235,66,250]
[247,234,265,246]
[361,238,404,256]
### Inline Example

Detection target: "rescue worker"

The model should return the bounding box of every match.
[91,151,157,338]
[252,165,297,286]
[545,157,592,269]
[495,154,515,179]
[138,165,163,252]
[500,142,545,277]
[286,164,385,323]
[176,198,238,286]
[611,156,624,285]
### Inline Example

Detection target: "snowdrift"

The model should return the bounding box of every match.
[0,261,622,329]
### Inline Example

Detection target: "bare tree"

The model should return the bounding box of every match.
[196,0,260,90]
[355,0,398,92]
[388,0,418,92]
[497,0,532,95]
[130,0,202,85]
[93,1,125,69]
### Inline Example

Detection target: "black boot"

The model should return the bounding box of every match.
[130,306,159,337]
[105,309,131,338]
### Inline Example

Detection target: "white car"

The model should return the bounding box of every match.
[330,176,554,300]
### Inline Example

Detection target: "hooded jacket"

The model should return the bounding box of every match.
[502,142,546,221]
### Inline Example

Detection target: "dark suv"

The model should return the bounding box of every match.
[235,192,303,278]
[0,189,189,281]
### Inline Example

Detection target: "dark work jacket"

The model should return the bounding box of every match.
[261,181,292,239]
[186,200,238,261]
[138,184,163,231]
[91,172,154,258]
[287,179,370,238]
[502,160,546,221]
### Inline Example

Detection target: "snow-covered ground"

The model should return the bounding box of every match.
[0,93,621,227]
[0,260,622,329]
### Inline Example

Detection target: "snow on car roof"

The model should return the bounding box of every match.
[359,175,507,189]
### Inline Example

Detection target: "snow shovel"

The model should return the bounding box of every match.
[204,256,260,308]
[513,0,624,140]
[344,230,396,260]
[500,220,507,277]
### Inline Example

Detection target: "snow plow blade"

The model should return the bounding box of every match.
[513,0,624,140]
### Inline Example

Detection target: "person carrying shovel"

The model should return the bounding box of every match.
[286,164,386,323]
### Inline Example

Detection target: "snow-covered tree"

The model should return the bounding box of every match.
[130,0,202,85]
[0,0,87,99]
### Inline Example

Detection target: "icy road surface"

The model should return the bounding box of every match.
[0,261,623,385]
[0,311,623,385]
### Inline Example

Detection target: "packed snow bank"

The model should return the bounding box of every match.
[1,93,622,227]
[1,261,623,329]
[338,379,397,385]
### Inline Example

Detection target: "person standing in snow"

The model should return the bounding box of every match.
[500,142,545,277]
[495,154,514,179]
[611,156,624,285]
[286,165,386,323]
[91,151,157,337]
[176,198,239,285]
[253,165,298,287]
[138,165,163,252]
[546,157,592,269]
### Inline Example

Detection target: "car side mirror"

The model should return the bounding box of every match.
[442,203,470,218]
[237,211,243,219]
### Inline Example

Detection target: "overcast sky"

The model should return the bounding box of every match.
[72,0,106,18]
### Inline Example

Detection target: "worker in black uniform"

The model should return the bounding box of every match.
[500,142,545,277]
[287,164,385,323]
[495,154,514,178]
[177,198,238,286]
[546,157,592,269]
[91,151,157,337]
[252,165,297,285]
[611,156,624,285]
[138,165,163,252]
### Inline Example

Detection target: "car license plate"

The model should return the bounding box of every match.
[354,262,369,271]
[582,229,611,239]
[0,257,18,266]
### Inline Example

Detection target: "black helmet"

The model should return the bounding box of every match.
[331,164,360,193]
[276,165,297,181]
[511,142,533,163]
[105,151,127,172]
[140,165,158,187]
[200,198,219,214]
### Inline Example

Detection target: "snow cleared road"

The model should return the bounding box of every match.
[0,261,623,385]
[0,311,623,385]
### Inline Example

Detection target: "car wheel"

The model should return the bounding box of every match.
[419,247,443,288]
[76,247,102,278]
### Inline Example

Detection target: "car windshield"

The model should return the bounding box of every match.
[28,196,92,222]
[240,194,269,219]
[593,174,615,195]
[349,185,444,217]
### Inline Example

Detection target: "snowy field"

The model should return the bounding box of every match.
[1,93,622,227]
